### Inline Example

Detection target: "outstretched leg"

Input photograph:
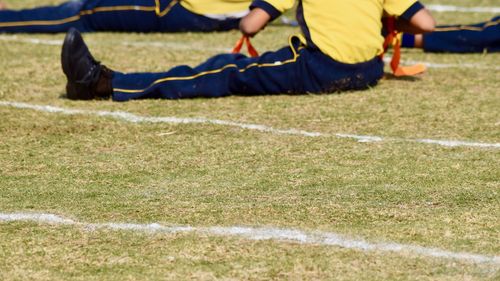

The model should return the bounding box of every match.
[0,0,241,34]
[402,16,500,53]
[61,29,384,101]
[0,0,90,33]
[0,0,163,33]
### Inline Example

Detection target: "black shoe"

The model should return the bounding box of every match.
[61,28,112,100]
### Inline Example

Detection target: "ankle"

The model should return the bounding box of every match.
[413,34,424,48]
[94,66,113,99]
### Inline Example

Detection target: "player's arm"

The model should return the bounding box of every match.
[239,7,271,37]
[384,1,435,34]
[240,0,295,37]
[395,8,435,34]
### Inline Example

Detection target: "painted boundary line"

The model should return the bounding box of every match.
[1,101,499,149]
[0,35,228,52]
[427,5,500,13]
[0,35,61,45]
[412,61,500,71]
[383,57,500,71]
[0,212,499,265]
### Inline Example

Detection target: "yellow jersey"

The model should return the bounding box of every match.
[180,0,252,18]
[252,0,422,64]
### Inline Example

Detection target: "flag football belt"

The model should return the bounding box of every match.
[232,35,259,57]
[381,17,426,77]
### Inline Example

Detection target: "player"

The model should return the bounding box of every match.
[0,0,251,33]
[401,16,500,53]
[61,0,435,101]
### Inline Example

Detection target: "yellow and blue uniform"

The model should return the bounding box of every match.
[180,0,250,17]
[111,0,425,101]
[402,16,500,53]
[0,0,250,33]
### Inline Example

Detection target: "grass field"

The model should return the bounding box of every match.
[1,0,499,280]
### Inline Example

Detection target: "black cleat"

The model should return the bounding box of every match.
[61,28,112,100]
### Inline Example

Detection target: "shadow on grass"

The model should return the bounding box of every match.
[383,73,422,82]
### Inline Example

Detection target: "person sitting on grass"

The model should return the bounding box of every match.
[401,16,500,53]
[0,0,252,33]
[60,0,436,102]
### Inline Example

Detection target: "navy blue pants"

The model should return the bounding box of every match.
[0,0,240,33]
[403,16,500,53]
[112,37,384,101]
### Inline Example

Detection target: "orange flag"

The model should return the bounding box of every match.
[232,36,259,57]
[381,17,426,77]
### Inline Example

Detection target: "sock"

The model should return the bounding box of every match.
[402,33,415,48]
[94,66,114,99]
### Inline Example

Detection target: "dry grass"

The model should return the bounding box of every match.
[1,0,499,280]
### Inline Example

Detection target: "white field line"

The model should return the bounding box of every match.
[404,59,500,71]
[0,212,499,265]
[417,61,500,71]
[383,57,500,71]
[120,41,228,52]
[0,35,228,52]
[0,35,62,45]
[427,5,500,13]
[1,101,499,149]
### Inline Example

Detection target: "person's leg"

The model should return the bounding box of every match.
[111,48,300,101]
[85,0,241,33]
[0,0,163,33]
[111,39,384,101]
[402,16,500,53]
[61,29,384,101]
[0,0,89,33]
[78,0,161,33]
